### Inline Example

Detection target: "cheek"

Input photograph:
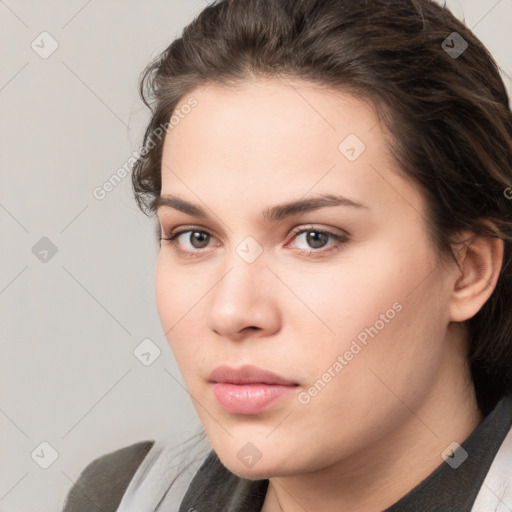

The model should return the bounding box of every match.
[154,257,203,366]
[155,254,204,330]
[301,255,445,409]
[298,298,445,466]
[288,235,446,401]
[283,238,425,344]
[155,258,176,334]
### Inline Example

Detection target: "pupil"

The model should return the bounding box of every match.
[307,231,327,249]
[192,232,209,248]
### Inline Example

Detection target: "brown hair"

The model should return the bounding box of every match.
[132,0,512,415]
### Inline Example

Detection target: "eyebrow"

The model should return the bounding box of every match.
[154,193,367,223]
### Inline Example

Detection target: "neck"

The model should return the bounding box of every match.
[261,326,483,512]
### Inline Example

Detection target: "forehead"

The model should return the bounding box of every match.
[166,79,382,157]
[159,78,424,223]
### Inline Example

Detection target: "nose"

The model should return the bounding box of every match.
[206,244,281,341]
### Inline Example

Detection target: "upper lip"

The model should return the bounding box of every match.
[209,364,297,386]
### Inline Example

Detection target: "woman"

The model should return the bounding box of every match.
[62,0,512,510]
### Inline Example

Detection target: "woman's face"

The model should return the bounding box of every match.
[155,79,457,479]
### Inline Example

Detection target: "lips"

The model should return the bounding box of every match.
[208,364,298,414]
[208,364,297,386]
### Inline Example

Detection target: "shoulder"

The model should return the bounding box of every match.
[62,439,155,512]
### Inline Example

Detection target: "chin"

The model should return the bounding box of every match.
[228,464,281,481]
[219,451,296,480]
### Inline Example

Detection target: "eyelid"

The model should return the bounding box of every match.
[160,224,219,243]
[288,224,349,239]
[160,223,348,239]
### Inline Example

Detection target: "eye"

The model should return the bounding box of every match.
[159,228,214,255]
[159,225,349,258]
[286,226,349,256]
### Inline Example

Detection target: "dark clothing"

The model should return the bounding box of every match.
[384,394,512,511]
[62,440,154,512]
[62,394,512,511]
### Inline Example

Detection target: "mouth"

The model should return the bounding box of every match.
[209,364,298,386]
[208,364,299,415]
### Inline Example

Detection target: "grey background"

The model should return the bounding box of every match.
[1,1,511,510]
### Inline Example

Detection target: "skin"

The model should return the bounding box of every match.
[154,78,503,512]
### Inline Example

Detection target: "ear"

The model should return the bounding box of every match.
[448,226,504,322]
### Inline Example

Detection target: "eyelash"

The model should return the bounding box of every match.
[158,225,349,258]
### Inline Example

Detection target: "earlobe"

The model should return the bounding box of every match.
[448,229,504,322]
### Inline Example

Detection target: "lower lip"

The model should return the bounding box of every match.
[211,383,296,414]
